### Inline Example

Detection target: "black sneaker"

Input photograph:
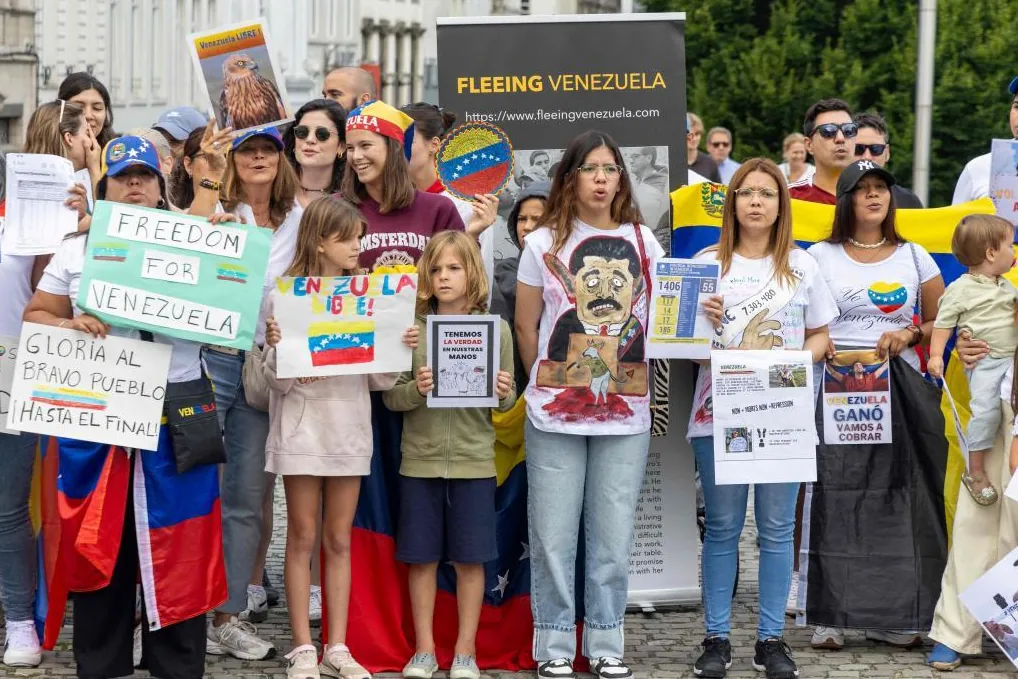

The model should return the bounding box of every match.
[537,658,576,678]
[693,636,732,677]
[591,656,633,679]
[262,571,280,607]
[753,638,799,678]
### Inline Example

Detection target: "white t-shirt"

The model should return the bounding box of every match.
[0,254,35,337]
[234,201,303,346]
[687,248,839,440]
[38,235,201,383]
[807,241,940,371]
[952,152,991,205]
[518,221,665,436]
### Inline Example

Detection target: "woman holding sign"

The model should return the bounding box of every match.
[685,158,838,679]
[23,135,227,679]
[514,130,664,679]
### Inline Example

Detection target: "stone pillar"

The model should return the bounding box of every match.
[379,20,397,103]
[409,24,426,104]
[361,18,378,64]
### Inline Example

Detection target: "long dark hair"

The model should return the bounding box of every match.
[283,98,348,193]
[168,127,205,209]
[829,176,902,245]
[58,72,115,147]
[540,130,643,255]
[402,103,456,141]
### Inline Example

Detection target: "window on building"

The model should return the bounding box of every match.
[151,3,163,99]
[131,0,142,96]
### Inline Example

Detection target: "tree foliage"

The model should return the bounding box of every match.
[643,0,1018,205]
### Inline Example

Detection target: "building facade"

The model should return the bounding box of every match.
[0,0,37,149]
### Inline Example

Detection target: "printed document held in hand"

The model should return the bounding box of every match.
[1,154,78,256]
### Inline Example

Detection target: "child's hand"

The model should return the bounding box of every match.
[1009,434,1018,476]
[416,366,433,397]
[495,369,513,400]
[927,355,945,379]
[402,325,419,350]
[702,295,724,330]
[265,317,281,347]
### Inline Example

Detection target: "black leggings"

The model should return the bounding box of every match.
[72,465,206,679]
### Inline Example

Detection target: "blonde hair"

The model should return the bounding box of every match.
[23,100,86,157]
[416,231,489,316]
[707,157,798,288]
[222,141,300,228]
[285,196,367,277]
[782,132,806,153]
[687,112,704,133]
[952,214,1014,267]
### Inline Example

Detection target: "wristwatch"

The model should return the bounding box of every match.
[905,324,922,347]
[199,177,222,192]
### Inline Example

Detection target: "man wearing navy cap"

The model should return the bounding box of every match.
[952,77,1018,204]
[153,107,209,158]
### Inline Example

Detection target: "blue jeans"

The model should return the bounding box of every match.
[203,348,270,615]
[692,435,798,640]
[0,432,38,621]
[525,420,650,662]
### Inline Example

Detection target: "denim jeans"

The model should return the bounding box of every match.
[203,349,270,614]
[525,419,650,662]
[692,435,798,640]
[0,432,38,621]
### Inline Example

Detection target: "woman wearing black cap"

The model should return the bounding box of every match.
[804,160,946,651]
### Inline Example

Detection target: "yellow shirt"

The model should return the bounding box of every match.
[935,273,1018,358]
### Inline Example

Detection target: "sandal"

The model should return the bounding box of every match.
[962,473,999,506]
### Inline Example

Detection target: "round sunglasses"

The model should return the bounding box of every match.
[294,125,336,142]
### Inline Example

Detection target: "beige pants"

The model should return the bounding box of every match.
[929,404,1018,654]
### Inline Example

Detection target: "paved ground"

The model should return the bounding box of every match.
[5,481,1013,678]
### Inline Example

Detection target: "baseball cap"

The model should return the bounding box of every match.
[101,135,163,179]
[1009,77,1018,96]
[836,159,896,199]
[152,107,208,141]
[232,126,284,151]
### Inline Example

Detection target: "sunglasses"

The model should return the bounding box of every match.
[854,143,887,157]
[710,140,731,148]
[294,125,335,142]
[811,122,859,140]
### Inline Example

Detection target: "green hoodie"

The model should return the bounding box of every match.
[383,311,517,479]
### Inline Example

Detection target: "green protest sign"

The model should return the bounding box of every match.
[77,200,272,349]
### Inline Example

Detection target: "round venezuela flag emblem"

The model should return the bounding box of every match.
[436,122,514,201]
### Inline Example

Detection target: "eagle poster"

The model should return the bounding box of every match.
[188,19,293,134]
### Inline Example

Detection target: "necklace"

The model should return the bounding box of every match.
[301,186,327,194]
[848,237,886,250]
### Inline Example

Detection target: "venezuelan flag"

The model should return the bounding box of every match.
[308,320,376,367]
[437,127,512,199]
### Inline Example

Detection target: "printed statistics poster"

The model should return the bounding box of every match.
[188,19,293,134]
[647,258,719,360]
[6,324,171,450]
[272,274,417,379]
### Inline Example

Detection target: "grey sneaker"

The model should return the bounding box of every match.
[205,618,276,660]
[450,654,480,679]
[320,643,371,679]
[285,644,322,679]
[403,652,439,679]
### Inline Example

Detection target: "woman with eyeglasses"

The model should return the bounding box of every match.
[514,130,664,679]
[789,99,858,205]
[687,159,838,679]
[804,160,945,653]
[283,99,348,209]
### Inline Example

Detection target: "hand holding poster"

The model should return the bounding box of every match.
[0,335,19,434]
[272,274,417,378]
[959,545,1018,668]
[77,201,272,348]
[2,153,78,256]
[647,258,719,359]
[6,324,171,450]
[822,350,892,445]
[188,19,293,134]
[711,350,817,485]
[426,314,500,408]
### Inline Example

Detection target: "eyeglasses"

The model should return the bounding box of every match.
[811,122,859,140]
[854,143,887,157]
[734,187,779,200]
[577,163,623,177]
[710,140,731,148]
[294,125,335,142]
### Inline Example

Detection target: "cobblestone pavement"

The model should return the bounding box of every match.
[4,481,1012,678]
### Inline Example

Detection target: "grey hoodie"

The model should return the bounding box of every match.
[490,180,551,389]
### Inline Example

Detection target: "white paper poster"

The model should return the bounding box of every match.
[272,274,417,378]
[822,350,892,445]
[711,349,817,485]
[646,258,720,360]
[1,154,78,256]
[6,324,171,450]
[959,544,1018,667]
[0,335,20,435]
[990,139,1018,227]
[426,314,500,408]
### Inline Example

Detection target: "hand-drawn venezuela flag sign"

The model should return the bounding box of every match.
[436,122,514,201]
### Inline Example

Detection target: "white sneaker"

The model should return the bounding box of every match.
[309,585,322,624]
[206,618,276,660]
[286,644,321,679]
[320,643,371,679]
[810,626,845,650]
[786,576,802,617]
[239,584,269,623]
[133,623,143,668]
[3,620,42,668]
[865,629,924,647]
